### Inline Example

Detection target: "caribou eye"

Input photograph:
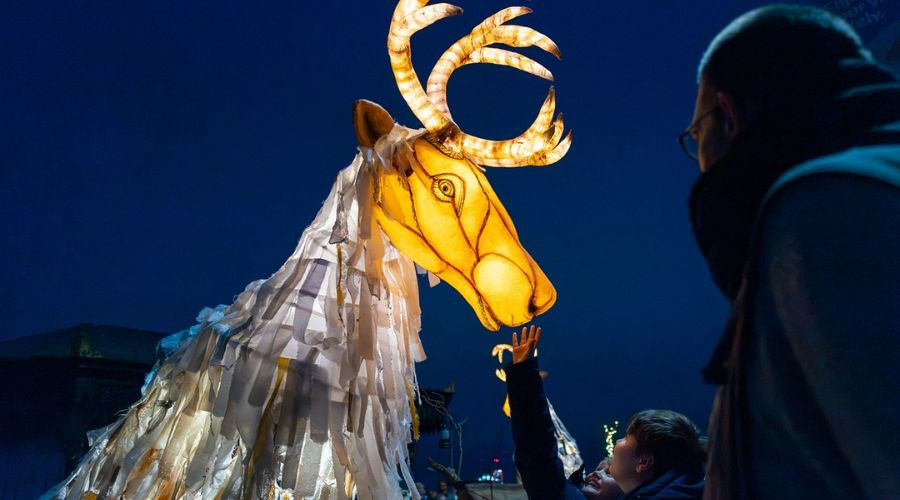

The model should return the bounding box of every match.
[431,175,464,216]
[433,178,455,201]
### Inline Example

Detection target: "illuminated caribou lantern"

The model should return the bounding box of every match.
[369,0,570,329]
[50,2,569,499]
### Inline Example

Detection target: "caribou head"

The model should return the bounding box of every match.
[353,0,571,331]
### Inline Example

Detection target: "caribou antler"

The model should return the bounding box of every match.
[388,0,572,167]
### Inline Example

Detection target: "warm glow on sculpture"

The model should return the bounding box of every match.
[492,343,515,416]
[387,1,571,167]
[50,1,570,499]
[376,0,571,329]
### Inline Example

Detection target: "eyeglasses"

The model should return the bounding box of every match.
[677,106,717,162]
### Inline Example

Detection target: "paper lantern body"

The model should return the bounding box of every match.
[48,1,572,498]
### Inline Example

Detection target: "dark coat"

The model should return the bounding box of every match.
[506,358,586,500]
[621,469,704,500]
[692,60,900,499]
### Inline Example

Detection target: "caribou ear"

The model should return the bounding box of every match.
[353,100,395,148]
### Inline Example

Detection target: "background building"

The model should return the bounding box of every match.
[0,324,166,499]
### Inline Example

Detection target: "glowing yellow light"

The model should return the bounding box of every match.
[388,1,572,167]
[491,343,514,416]
[604,420,619,459]
[492,342,538,418]
[375,1,570,327]
[371,135,556,330]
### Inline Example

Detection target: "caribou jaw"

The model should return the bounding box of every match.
[473,252,556,329]
[369,217,555,331]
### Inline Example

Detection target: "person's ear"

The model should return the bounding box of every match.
[715,91,741,139]
[636,453,655,474]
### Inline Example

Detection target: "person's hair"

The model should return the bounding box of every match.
[698,5,871,112]
[626,409,705,477]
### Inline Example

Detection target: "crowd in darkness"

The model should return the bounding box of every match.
[503,5,900,500]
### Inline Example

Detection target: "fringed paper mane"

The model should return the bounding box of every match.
[50,127,431,499]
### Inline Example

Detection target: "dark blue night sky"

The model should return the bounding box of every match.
[3,0,897,491]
